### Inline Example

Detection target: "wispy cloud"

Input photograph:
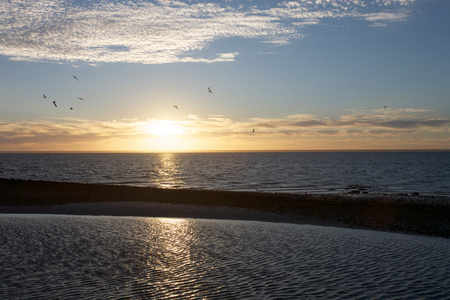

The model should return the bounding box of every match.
[0,0,415,64]
[248,111,449,133]
[1,107,448,151]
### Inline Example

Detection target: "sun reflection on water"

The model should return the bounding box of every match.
[3,216,449,299]
[150,153,185,189]
[138,218,207,298]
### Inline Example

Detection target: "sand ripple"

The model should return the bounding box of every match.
[0,215,449,299]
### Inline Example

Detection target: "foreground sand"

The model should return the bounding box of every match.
[1,178,449,238]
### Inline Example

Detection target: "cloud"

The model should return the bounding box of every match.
[0,0,415,64]
[363,11,409,22]
[1,107,447,148]
[362,10,410,26]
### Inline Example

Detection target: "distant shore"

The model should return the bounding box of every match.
[1,178,449,238]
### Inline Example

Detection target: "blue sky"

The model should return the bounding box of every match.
[0,0,449,151]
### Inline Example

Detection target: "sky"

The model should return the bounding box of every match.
[0,0,449,152]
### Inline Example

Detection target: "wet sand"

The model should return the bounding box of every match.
[1,178,449,238]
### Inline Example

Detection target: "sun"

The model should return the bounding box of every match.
[143,120,184,136]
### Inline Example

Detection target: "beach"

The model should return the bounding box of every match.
[1,178,449,238]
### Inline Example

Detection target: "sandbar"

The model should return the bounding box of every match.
[1,178,449,238]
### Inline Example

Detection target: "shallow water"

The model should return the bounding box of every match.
[1,152,449,196]
[1,215,449,299]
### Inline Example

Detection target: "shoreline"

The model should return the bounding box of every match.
[1,178,449,238]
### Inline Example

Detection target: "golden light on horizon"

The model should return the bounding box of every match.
[1,111,447,152]
[135,120,194,152]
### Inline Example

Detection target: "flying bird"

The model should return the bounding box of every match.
[173,105,178,109]
[384,106,388,110]
[70,107,73,110]
[43,94,47,99]
[72,75,79,81]
[52,101,57,107]
[78,97,84,100]
[208,87,213,94]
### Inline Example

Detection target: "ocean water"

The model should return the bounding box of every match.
[1,215,449,299]
[0,152,449,196]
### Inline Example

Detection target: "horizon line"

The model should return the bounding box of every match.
[1,149,449,154]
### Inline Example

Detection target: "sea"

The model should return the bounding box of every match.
[1,215,449,299]
[0,151,449,196]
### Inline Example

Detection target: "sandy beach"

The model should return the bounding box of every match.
[1,178,449,238]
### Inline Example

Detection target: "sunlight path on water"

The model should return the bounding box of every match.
[1,215,449,299]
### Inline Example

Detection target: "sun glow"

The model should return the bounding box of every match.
[143,120,185,136]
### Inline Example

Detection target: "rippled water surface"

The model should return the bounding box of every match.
[1,215,449,299]
[1,152,449,195]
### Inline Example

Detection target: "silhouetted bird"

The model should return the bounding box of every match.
[72,75,79,81]
[252,128,255,132]
[43,94,47,99]
[208,87,213,93]
[70,107,73,110]
[384,106,388,110]
[173,105,178,109]
[78,97,84,100]
[52,101,57,107]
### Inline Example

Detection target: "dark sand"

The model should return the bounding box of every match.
[1,178,449,238]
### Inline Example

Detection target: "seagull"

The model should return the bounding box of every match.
[208,87,213,94]
[173,105,178,109]
[78,97,84,100]
[52,101,57,107]
[43,94,47,99]
[384,106,388,110]
[72,75,79,81]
